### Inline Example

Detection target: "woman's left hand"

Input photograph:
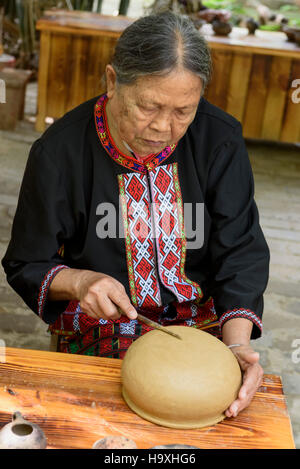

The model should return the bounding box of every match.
[225,345,264,418]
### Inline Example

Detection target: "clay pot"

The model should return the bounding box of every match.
[282,25,300,44]
[151,444,199,449]
[246,18,259,35]
[294,31,300,46]
[93,436,137,449]
[0,412,47,449]
[212,20,232,36]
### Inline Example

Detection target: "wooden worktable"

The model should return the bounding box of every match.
[35,10,300,144]
[0,347,295,449]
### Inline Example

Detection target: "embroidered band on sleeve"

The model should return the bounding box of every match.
[38,265,70,319]
[219,308,262,334]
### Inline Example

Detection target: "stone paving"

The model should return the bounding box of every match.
[0,82,299,447]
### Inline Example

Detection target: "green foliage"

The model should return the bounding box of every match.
[202,0,247,16]
[289,18,300,27]
[279,5,299,14]
[259,24,281,31]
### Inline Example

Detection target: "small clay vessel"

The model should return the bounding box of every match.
[0,412,47,449]
[151,444,199,449]
[93,436,137,449]
[282,25,296,42]
[294,32,300,46]
[246,18,259,35]
[212,20,232,36]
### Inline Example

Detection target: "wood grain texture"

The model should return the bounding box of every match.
[67,35,90,112]
[0,347,295,449]
[36,10,135,38]
[225,52,253,122]
[47,33,72,118]
[243,54,272,139]
[280,59,300,143]
[205,50,233,110]
[36,31,51,132]
[261,56,292,141]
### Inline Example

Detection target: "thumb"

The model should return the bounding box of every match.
[233,346,260,367]
[241,348,260,364]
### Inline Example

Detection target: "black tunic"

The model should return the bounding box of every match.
[1,94,270,340]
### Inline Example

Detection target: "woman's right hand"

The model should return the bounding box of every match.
[74,270,137,321]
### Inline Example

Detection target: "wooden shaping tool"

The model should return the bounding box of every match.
[117,308,182,340]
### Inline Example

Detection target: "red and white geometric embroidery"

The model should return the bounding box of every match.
[149,163,203,303]
[118,171,162,308]
[118,163,203,308]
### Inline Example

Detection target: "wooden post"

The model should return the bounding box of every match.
[36,31,51,132]
[118,0,130,16]
[0,5,4,55]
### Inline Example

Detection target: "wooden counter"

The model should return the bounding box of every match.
[35,10,300,143]
[0,347,295,449]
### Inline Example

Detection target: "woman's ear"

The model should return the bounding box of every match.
[106,65,117,99]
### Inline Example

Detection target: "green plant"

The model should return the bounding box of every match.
[279,5,299,14]
[259,23,281,31]
[289,18,300,27]
[202,0,241,11]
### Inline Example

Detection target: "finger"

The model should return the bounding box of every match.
[109,290,137,320]
[225,393,249,418]
[80,298,105,320]
[232,347,260,368]
[84,310,99,320]
[240,350,260,365]
[225,402,239,418]
[240,364,263,398]
[97,294,122,321]
[225,365,263,417]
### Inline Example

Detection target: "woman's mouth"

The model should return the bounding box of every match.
[143,139,165,147]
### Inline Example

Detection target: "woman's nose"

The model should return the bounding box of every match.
[149,113,172,134]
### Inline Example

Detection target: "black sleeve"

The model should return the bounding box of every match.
[1,139,75,324]
[206,122,270,339]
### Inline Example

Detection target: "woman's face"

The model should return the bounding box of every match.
[106,66,203,157]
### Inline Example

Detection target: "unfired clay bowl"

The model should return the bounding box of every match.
[121,326,242,429]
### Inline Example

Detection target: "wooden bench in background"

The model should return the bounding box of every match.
[36,10,300,143]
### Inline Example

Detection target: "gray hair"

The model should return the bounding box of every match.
[111,10,212,94]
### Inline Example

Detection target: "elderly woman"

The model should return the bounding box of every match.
[2,11,269,419]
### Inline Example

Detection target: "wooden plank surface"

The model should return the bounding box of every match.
[36,10,135,37]
[205,50,233,110]
[225,52,253,122]
[243,54,272,139]
[261,56,292,141]
[67,35,90,111]
[0,347,295,449]
[280,59,300,143]
[46,33,72,118]
[36,31,51,132]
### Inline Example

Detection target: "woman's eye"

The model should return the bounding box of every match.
[141,107,155,112]
[176,110,188,118]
